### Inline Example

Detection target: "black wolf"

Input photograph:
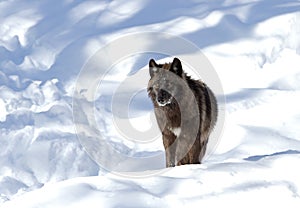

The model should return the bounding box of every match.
[147,58,218,167]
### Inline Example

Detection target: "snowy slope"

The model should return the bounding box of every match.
[1,0,300,207]
[2,155,300,208]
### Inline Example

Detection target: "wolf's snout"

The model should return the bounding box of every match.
[156,89,172,106]
[157,96,164,103]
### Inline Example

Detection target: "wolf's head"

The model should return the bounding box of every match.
[147,58,184,107]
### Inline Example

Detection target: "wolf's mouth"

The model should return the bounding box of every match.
[157,98,172,106]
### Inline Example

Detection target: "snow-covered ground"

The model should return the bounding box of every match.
[1,0,300,207]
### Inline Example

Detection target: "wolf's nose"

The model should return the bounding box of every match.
[157,97,164,103]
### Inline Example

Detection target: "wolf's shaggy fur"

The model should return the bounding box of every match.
[147,58,218,167]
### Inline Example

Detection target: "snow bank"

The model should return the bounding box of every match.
[1,0,300,207]
[3,154,300,208]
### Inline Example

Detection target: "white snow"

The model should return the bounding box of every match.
[1,0,300,207]
[0,99,7,122]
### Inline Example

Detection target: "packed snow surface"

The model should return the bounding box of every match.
[1,0,300,207]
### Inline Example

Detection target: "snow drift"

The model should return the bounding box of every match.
[1,0,300,207]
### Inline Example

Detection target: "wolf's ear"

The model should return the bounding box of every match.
[149,59,158,78]
[170,57,183,77]
[149,59,158,68]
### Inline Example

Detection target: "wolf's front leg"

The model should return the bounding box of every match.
[165,148,176,167]
[162,133,177,167]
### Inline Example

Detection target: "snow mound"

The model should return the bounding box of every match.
[3,154,300,208]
